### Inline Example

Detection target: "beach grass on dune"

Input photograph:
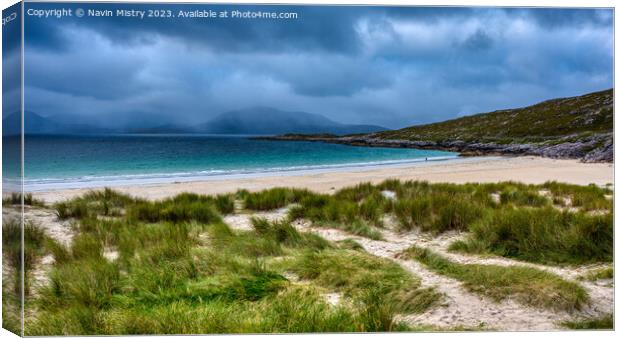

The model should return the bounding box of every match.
[12,179,614,334]
[3,192,46,207]
[284,249,441,317]
[287,186,387,239]
[241,187,311,211]
[54,189,235,223]
[300,179,612,265]
[400,246,589,312]
[449,206,613,265]
[2,217,24,336]
[2,217,58,296]
[51,180,614,263]
[285,180,612,264]
[2,214,68,335]
[25,193,440,334]
[541,181,613,211]
[561,314,614,330]
[578,267,614,282]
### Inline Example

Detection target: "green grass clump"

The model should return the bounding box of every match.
[167,193,235,215]
[242,188,310,211]
[2,217,23,296]
[288,249,440,316]
[55,188,137,219]
[379,180,495,233]
[54,189,233,222]
[542,181,612,211]
[20,181,614,334]
[402,246,588,312]
[3,192,45,207]
[27,187,431,334]
[288,193,385,239]
[251,217,330,251]
[450,207,612,265]
[288,180,612,250]
[499,187,549,207]
[128,198,222,224]
[2,288,21,335]
[333,182,379,202]
[2,217,58,295]
[336,239,366,251]
[394,193,484,233]
[562,314,613,330]
[579,267,613,281]
[55,200,89,219]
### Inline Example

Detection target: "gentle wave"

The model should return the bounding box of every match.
[23,155,460,191]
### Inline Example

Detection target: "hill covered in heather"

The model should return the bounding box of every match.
[264,89,613,162]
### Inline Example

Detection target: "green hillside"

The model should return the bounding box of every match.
[377,89,613,144]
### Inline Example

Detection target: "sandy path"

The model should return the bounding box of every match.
[297,224,573,330]
[13,195,613,331]
[32,156,613,204]
[222,208,573,330]
[3,206,74,246]
[223,207,290,231]
[382,229,614,317]
[3,206,71,301]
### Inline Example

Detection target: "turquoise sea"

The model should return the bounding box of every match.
[4,135,458,190]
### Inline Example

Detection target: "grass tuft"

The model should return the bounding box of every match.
[578,267,613,281]
[450,207,612,265]
[243,188,310,211]
[562,314,613,330]
[402,246,588,312]
[3,192,46,207]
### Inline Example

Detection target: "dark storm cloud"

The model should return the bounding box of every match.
[3,2,22,116]
[462,29,493,51]
[25,3,366,54]
[517,8,613,28]
[22,4,613,129]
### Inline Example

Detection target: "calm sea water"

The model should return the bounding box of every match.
[5,135,457,189]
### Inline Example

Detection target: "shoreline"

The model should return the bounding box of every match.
[31,156,613,204]
[22,154,460,192]
[258,133,614,163]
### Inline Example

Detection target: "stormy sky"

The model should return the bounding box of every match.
[14,3,614,129]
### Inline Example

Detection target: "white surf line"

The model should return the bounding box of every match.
[381,228,613,318]
[221,209,566,330]
[23,155,471,192]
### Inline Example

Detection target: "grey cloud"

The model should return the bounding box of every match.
[21,5,614,130]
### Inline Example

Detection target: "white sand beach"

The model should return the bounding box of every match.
[8,154,613,331]
[33,156,613,204]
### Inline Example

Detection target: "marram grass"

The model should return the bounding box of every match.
[5,179,612,334]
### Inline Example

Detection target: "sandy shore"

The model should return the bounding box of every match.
[32,156,613,203]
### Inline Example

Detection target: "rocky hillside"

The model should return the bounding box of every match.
[265,89,613,162]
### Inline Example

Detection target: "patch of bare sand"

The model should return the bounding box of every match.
[223,206,290,231]
[30,254,55,296]
[223,209,562,329]
[377,228,613,319]
[3,206,73,302]
[4,206,74,246]
[294,224,566,330]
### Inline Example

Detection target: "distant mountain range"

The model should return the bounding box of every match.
[198,107,387,135]
[2,107,388,136]
[2,111,112,135]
